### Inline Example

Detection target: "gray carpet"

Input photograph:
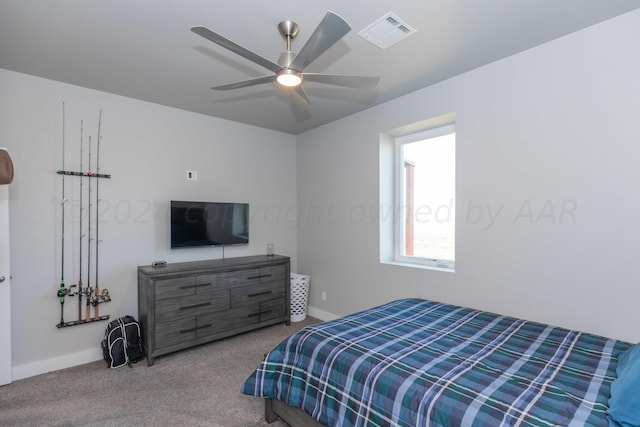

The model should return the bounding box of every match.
[0,317,319,426]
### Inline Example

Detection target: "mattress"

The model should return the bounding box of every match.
[242,298,630,426]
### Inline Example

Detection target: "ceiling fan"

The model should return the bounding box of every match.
[191,11,379,105]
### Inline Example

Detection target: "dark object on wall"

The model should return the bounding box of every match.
[0,148,14,185]
[170,200,249,248]
[101,315,144,369]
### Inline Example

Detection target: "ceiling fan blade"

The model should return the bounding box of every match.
[293,86,311,105]
[289,11,351,72]
[211,75,275,90]
[302,73,379,89]
[191,26,283,74]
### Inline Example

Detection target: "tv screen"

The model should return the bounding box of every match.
[170,201,249,248]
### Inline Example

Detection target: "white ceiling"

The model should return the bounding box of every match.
[1,1,638,135]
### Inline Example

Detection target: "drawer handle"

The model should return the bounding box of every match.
[248,290,272,298]
[248,309,273,318]
[179,283,211,290]
[179,324,212,333]
[179,302,212,310]
[246,274,273,280]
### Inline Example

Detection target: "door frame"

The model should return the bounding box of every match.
[0,184,12,385]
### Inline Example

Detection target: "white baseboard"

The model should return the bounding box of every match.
[308,305,339,322]
[13,347,103,381]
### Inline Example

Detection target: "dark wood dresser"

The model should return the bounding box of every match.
[138,255,290,365]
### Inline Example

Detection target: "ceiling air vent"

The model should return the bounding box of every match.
[358,12,417,50]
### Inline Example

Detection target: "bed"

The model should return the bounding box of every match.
[242,298,640,426]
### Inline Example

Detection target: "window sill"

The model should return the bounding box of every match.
[381,260,455,273]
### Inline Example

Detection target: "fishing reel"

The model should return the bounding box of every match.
[57,284,78,298]
[90,288,111,306]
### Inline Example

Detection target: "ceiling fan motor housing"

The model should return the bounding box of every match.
[278,51,297,68]
[278,20,299,41]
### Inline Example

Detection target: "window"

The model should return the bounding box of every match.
[394,124,455,270]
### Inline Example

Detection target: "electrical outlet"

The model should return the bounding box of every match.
[322,291,327,301]
[187,170,198,181]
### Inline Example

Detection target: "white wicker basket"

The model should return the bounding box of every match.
[290,273,310,322]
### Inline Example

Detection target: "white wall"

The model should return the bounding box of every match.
[0,69,297,378]
[298,10,640,343]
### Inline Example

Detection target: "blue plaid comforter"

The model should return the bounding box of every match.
[242,298,630,426]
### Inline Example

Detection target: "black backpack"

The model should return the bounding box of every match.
[101,315,144,368]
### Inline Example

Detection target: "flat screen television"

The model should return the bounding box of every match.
[170,200,249,248]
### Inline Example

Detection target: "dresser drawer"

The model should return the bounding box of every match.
[156,274,236,300]
[225,299,286,327]
[230,282,285,307]
[253,265,286,284]
[155,317,196,348]
[221,304,262,329]
[155,276,197,300]
[156,290,230,323]
[196,311,240,338]
[259,299,286,322]
[197,268,258,289]
[218,265,286,288]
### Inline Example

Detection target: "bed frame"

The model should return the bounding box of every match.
[265,398,324,427]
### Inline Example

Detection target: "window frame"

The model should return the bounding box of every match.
[393,124,456,271]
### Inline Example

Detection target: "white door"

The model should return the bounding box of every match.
[0,185,12,385]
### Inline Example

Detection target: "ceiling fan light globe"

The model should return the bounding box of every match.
[276,70,303,87]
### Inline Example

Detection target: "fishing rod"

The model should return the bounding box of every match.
[77,120,84,321]
[56,102,68,327]
[94,110,102,320]
[85,135,93,321]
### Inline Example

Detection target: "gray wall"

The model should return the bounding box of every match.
[0,69,297,377]
[298,10,640,343]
